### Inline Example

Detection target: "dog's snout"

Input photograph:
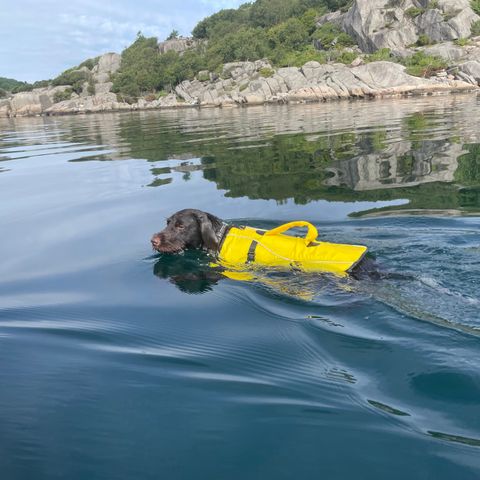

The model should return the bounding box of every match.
[151,235,161,249]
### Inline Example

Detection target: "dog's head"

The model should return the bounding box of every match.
[151,209,224,254]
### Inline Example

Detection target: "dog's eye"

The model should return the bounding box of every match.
[176,223,184,229]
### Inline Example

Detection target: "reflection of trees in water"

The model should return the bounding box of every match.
[195,125,480,213]
[56,105,479,214]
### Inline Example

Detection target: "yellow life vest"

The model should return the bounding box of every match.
[217,221,367,275]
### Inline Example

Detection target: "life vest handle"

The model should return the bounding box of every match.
[264,221,318,245]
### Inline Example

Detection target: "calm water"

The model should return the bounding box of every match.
[1,95,480,479]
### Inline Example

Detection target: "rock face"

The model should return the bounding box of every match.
[8,86,71,116]
[319,0,480,53]
[1,53,123,117]
[158,37,202,55]
[174,60,474,107]
[91,52,121,96]
[1,58,477,117]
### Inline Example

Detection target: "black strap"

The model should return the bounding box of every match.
[246,240,258,263]
[216,224,231,254]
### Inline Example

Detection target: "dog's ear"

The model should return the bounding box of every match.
[197,212,221,252]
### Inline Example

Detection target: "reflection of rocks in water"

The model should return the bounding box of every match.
[324,140,466,191]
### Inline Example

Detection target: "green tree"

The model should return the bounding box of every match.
[268,17,310,50]
[206,27,269,63]
[167,29,179,40]
[112,33,162,98]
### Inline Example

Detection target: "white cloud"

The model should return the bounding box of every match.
[0,0,244,82]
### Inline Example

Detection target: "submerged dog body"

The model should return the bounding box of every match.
[151,209,378,279]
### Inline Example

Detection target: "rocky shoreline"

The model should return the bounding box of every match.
[1,53,479,119]
[3,0,480,118]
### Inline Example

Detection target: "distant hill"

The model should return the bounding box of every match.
[0,77,30,92]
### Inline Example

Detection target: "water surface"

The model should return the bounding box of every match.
[1,95,480,479]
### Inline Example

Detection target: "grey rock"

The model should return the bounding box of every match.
[275,67,307,90]
[352,61,424,89]
[158,37,201,55]
[0,99,11,117]
[95,82,113,95]
[340,0,419,53]
[93,72,110,84]
[323,0,480,54]
[45,92,126,115]
[458,61,480,84]
[422,43,465,61]
[9,86,70,116]
[93,53,121,75]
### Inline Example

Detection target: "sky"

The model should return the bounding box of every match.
[0,0,244,82]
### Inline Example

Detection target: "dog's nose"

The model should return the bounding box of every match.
[151,236,161,249]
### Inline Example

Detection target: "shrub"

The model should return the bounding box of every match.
[454,37,469,46]
[333,50,357,64]
[78,57,99,71]
[429,0,439,9]
[206,26,269,64]
[405,7,425,18]
[402,51,447,77]
[116,93,137,104]
[52,68,90,94]
[416,34,434,46]
[471,20,480,36]
[312,22,355,49]
[268,17,310,51]
[365,48,392,62]
[196,71,210,82]
[259,67,275,77]
[472,0,480,15]
[53,88,73,103]
[0,88,7,98]
[271,45,328,67]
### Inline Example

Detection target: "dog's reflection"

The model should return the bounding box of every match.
[152,250,322,300]
[153,251,222,294]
